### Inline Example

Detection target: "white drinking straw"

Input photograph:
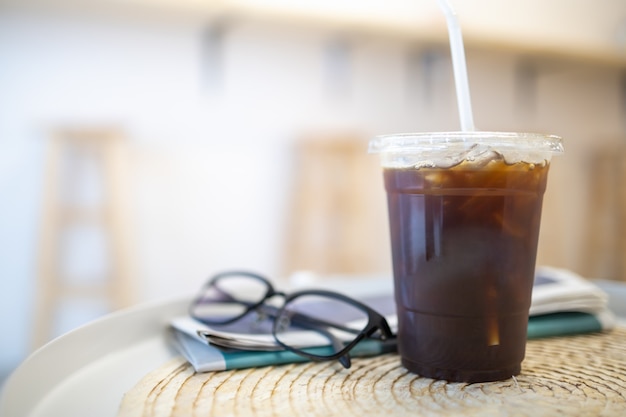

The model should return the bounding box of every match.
[436,0,475,132]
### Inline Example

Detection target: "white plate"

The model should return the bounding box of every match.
[0,276,394,417]
[0,297,189,417]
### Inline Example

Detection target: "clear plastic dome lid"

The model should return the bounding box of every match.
[368,131,564,168]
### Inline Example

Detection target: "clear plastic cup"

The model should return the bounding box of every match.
[369,131,564,382]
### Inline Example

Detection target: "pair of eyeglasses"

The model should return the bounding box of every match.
[189,271,395,368]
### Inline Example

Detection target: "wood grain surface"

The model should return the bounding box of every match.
[118,328,626,417]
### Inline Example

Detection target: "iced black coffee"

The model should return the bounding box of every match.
[370,132,563,382]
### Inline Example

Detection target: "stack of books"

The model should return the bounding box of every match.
[528,266,615,339]
[170,266,616,372]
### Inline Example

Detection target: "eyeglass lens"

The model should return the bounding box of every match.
[191,273,271,323]
[273,293,370,357]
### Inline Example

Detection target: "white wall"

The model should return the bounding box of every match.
[1,9,624,377]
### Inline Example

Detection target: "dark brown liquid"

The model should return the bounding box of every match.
[384,159,549,382]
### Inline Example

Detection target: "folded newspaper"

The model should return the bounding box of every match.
[170,266,616,372]
[528,266,615,338]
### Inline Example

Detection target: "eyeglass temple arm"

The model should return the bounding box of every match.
[291,309,394,341]
[255,300,394,347]
[255,304,356,335]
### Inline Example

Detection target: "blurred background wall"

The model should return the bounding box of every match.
[1,0,625,382]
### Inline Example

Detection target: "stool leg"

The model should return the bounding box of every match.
[33,137,63,349]
[32,129,135,350]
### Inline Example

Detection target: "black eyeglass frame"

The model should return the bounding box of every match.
[189,271,280,326]
[271,288,394,364]
[188,271,395,367]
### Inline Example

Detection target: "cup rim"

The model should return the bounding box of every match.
[368,131,564,155]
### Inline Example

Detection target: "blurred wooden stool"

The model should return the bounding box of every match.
[582,145,626,282]
[283,134,390,276]
[33,128,134,349]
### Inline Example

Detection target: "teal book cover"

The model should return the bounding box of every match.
[527,310,614,339]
